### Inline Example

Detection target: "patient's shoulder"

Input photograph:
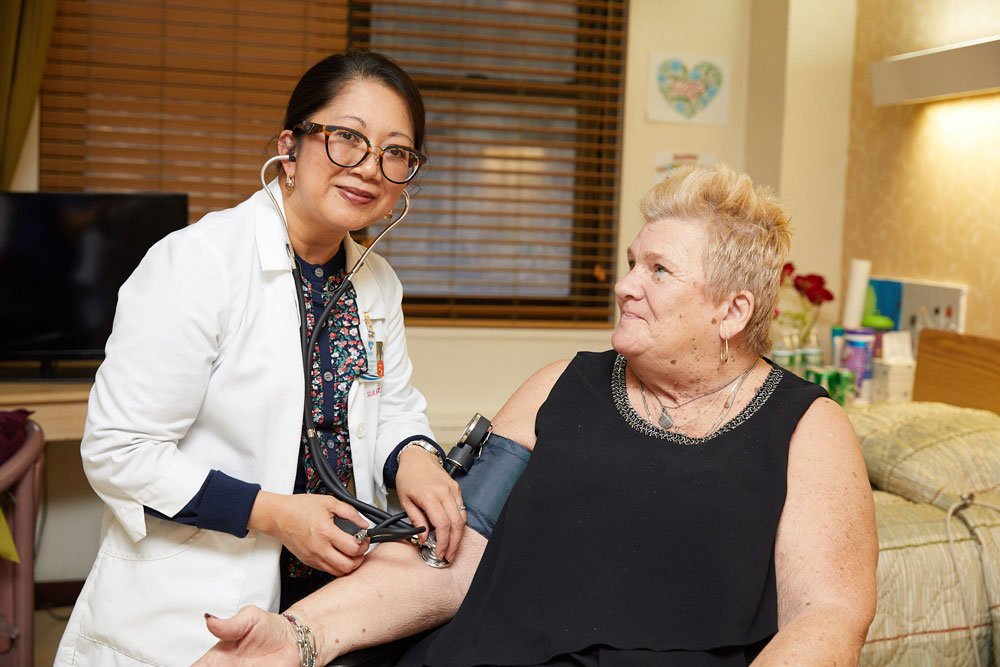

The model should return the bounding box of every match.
[491,359,570,451]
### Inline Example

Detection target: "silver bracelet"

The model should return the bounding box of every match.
[396,439,443,467]
[281,613,317,667]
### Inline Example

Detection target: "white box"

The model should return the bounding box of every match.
[871,358,916,403]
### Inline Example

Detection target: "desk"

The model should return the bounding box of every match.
[0,383,91,441]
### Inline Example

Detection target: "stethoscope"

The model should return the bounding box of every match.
[259,154,489,567]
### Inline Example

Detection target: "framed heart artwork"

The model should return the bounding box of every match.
[647,53,731,125]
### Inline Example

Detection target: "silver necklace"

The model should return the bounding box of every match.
[703,358,758,436]
[642,381,726,432]
[638,358,759,432]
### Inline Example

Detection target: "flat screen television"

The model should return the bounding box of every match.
[0,192,189,378]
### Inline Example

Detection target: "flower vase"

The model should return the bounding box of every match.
[798,331,823,369]
[770,325,802,373]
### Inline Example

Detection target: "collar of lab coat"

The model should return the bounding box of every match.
[256,178,296,272]
[255,178,385,318]
[343,232,386,319]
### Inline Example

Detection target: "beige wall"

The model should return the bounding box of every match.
[406,327,611,443]
[745,0,860,355]
[776,0,857,352]
[617,0,752,278]
[618,0,856,359]
[843,0,1000,339]
[745,0,789,192]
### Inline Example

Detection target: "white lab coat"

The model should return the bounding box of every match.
[55,181,434,666]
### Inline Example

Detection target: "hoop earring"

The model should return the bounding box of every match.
[383,190,411,226]
[720,337,730,364]
[285,173,295,191]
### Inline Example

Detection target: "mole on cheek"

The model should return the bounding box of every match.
[711,318,717,324]
[670,359,677,365]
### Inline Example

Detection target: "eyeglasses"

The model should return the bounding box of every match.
[295,122,426,184]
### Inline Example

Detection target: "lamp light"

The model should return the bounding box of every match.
[870,35,1000,106]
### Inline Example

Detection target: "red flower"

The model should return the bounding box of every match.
[804,285,834,305]
[776,263,834,343]
[793,273,825,294]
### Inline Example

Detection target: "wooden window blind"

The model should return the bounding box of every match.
[39,0,349,222]
[39,0,626,326]
[350,0,627,325]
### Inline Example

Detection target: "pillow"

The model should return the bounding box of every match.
[847,402,1000,510]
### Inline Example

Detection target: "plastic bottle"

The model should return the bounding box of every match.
[800,331,824,368]
[771,332,798,373]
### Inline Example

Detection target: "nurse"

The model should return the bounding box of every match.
[55,51,463,666]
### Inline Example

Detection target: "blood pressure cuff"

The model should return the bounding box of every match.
[458,433,531,540]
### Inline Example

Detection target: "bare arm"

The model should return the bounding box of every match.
[490,359,569,451]
[195,529,486,666]
[196,359,570,665]
[291,529,487,663]
[752,398,878,665]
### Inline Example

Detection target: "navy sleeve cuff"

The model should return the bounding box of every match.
[196,470,261,537]
[143,469,260,538]
[383,435,445,489]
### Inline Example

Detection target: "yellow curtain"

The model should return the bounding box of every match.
[0,0,58,189]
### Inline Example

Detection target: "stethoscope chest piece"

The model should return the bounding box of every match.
[418,532,451,568]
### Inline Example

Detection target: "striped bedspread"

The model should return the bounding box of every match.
[847,402,1000,666]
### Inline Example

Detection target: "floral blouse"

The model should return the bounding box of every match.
[286,249,368,577]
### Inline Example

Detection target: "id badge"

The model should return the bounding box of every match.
[360,313,384,382]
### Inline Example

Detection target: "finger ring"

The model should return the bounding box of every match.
[457,505,466,512]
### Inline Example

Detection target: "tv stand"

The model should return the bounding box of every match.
[0,360,101,381]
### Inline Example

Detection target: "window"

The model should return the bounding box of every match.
[40,0,627,325]
[40,0,348,221]
[351,0,627,324]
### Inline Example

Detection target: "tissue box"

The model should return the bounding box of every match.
[871,358,916,403]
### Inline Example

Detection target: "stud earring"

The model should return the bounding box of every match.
[285,174,295,191]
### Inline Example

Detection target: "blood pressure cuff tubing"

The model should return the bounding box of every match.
[458,433,531,540]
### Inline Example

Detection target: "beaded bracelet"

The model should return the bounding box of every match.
[281,613,317,667]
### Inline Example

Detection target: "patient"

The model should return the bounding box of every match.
[196,164,878,666]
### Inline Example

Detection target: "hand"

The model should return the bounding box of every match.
[248,491,368,576]
[395,446,465,561]
[194,606,298,666]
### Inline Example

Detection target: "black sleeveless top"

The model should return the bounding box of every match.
[417,351,827,667]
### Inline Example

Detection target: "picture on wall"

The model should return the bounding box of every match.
[651,151,717,186]
[648,53,730,125]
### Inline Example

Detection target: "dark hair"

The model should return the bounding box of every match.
[283,51,425,152]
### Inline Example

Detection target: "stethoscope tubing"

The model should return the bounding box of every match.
[260,155,422,543]
[294,262,421,542]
